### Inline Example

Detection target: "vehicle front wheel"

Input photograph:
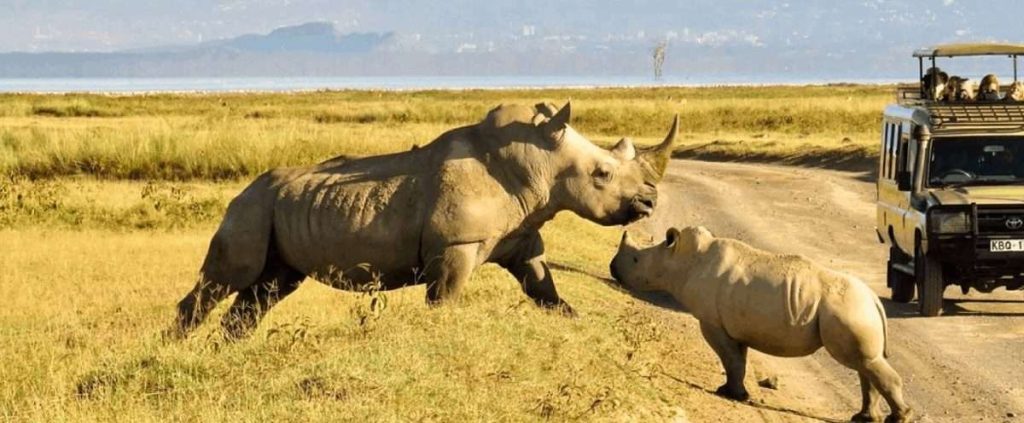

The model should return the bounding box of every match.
[888,248,915,303]
[915,239,945,317]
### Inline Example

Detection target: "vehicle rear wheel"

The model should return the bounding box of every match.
[888,248,915,303]
[915,239,945,317]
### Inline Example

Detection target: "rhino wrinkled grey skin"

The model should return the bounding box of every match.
[172,102,679,339]
[610,227,913,423]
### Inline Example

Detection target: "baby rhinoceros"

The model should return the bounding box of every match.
[610,227,913,423]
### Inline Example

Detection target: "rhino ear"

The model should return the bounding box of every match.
[542,101,572,139]
[667,226,707,254]
[611,137,636,160]
[664,228,681,249]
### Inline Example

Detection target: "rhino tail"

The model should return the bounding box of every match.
[200,172,278,291]
[874,294,889,358]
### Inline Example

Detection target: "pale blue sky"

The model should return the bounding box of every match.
[0,0,1012,53]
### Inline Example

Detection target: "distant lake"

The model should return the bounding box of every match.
[0,75,904,93]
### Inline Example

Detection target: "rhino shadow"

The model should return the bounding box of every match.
[656,369,848,423]
[547,261,688,312]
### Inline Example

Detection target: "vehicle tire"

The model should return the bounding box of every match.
[915,238,945,317]
[888,247,915,303]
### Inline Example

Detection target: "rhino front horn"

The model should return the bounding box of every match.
[640,114,680,179]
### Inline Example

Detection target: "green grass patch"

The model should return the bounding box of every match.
[0,86,889,180]
[0,177,230,230]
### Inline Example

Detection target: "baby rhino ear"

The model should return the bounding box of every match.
[665,226,708,254]
[664,228,683,250]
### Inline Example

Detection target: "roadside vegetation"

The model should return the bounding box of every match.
[0,85,889,180]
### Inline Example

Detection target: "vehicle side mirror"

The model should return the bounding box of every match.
[896,170,912,191]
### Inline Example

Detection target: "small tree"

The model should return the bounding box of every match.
[652,41,667,80]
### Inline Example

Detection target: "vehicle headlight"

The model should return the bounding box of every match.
[930,210,970,234]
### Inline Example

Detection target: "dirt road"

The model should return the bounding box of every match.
[646,160,1024,422]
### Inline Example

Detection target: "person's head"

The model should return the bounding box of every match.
[1006,81,1024,102]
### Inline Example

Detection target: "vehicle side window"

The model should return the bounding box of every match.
[904,127,917,180]
[896,127,909,175]
[881,122,891,179]
[888,121,897,178]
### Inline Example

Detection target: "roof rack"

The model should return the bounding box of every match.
[928,102,1024,131]
[914,43,1024,58]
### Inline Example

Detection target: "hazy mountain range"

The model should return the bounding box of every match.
[2,1,1022,79]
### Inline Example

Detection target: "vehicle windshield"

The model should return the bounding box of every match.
[928,137,1024,187]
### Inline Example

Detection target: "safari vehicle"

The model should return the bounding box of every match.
[878,43,1024,316]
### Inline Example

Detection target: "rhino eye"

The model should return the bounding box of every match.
[632,257,638,264]
[593,167,612,182]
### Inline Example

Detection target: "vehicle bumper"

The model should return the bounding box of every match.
[930,235,1024,286]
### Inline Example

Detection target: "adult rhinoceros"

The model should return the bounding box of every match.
[172,102,679,338]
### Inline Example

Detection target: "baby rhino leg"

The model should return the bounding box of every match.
[819,308,912,423]
[700,322,749,401]
[852,373,883,422]
[861,359,912,423]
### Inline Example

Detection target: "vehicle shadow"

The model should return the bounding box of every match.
[880,296,1024,318]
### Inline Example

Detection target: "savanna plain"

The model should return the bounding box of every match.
[2,86,936,422]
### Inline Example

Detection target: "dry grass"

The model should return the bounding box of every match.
[0,86,890,180]
[0,215,740,422]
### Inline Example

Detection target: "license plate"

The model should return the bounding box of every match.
[990,239,1024,252]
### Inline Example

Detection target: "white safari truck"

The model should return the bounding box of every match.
[878,43,1024,316]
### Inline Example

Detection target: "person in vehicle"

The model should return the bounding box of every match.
[941,76,973,102]
[922,67,948,101]
[978,74,1001,101]
[1006,81,1024,102]
[984,145,1018,176]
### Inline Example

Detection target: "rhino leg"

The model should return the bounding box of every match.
[423,243,480,304]
[170,278,233,339]
[819,297,910,421]
[851,373,884,422]
[860,358,913,423]
[700,321,749,401]
[496,233,574,316]
[170,174,277,338]
[221,248,306,340]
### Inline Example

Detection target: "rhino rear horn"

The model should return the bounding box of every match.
[639,114,680,179]
[535,102,559,118]
[542,101,572,138]
[611,137,636,160]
